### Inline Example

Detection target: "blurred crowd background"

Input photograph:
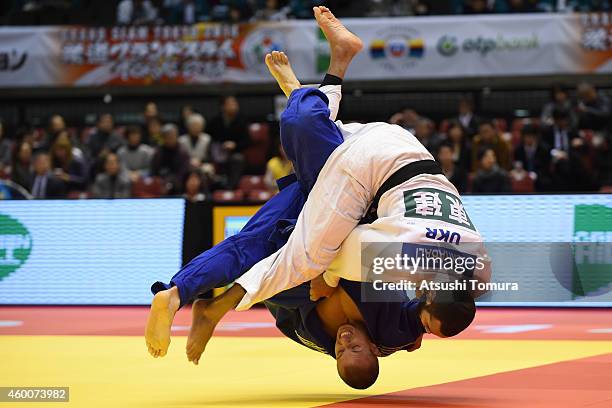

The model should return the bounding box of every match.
[0,0,610,25]
[1,80,610,201]
[0,1,610,201]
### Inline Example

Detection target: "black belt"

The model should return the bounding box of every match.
[359,159,443,225]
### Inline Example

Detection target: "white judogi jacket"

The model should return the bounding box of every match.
[235,87,490,310]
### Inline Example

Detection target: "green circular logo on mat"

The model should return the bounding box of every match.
[0,214,32,280]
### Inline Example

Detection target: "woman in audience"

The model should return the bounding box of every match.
[472,147,512,193]
[264,141,293,190]
[92,153,132,199]
[50,130,88,193]
[11,140,34,192]
[446,121,472,172]
[437,142,469,193]
[183,169,210,203]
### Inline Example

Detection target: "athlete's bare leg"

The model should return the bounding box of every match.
[313,6,363,79]
[145,286,180,358]
[185,285,246,365]
[265,51,301,98]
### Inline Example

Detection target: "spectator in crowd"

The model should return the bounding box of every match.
[495,0,542,13]
[563,0,611,12]
[178,113,212,172]
[208,96,249,189]
[142,101,161,144]
[146,117,164,147]
[446,121,472,172]
[576,82,611,131]
[264,141,293,190]
[11,140,34,192]
[183,169,209,203]
[92,153,132,199]
[36,114,66,152]
[540,84,575,128]
[87,113,124,161]
[178,104,194,135]
[151,123,189,195]
[252,0,290,21]
[513,125,551,191]
[117,0,159,25]
[460,0,494,14]
[367,0,430,17]
[542,107,579,155]
[414,118,443,154]
[31,152,66,199]
[541,108,594,191]
[117,126,154,183]
[437,142,468,193]
[471,120,511,171]
[49,130,88,193]
[0,121,12,174]
[472,147,512,193]
[389,107,420,133]
[163,0,199,24]
[454,96,480,137]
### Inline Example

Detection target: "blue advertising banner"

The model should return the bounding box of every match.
[0,199,184,305]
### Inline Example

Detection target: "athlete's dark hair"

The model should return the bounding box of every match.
[425,289,476,337]
[338,356,379,390]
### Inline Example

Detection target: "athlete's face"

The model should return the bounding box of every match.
[335,322,380,388]
[420,307,445,338]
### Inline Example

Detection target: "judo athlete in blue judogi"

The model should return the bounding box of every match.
[146,7,476,390]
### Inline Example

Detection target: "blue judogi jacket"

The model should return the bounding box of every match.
[265,279,425,358]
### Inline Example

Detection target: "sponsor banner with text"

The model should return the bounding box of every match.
[0,13,611,87]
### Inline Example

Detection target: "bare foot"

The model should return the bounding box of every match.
[145,287,180,358]
[186,299,222,365]
[265,51,301,98]
[313,6,363,78]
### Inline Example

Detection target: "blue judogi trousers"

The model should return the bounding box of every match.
[152,88,344,307]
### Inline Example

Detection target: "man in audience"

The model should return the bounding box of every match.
[36,114,66,151]
[87,113,125,160]
[178,113,212,172]
[31,152,66,199]
[151,123,189,195]
[514,125,551,191]
[388,107,420,133]
[142,101,160,144]
[437,142,468,193]
[576,82,611,131]
[92,153,132,198]
[413,118,443,154]
[472,148,512,193]
[117,126,154,183]
[542,108,595,191]
[542,108,579,155]
[540,84,575,127]
[207,96,249,189]
[454,96,480,137]
[471,120,511,171]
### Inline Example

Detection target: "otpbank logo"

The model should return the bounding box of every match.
[369,27,424,71]
[0,214,32,280]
